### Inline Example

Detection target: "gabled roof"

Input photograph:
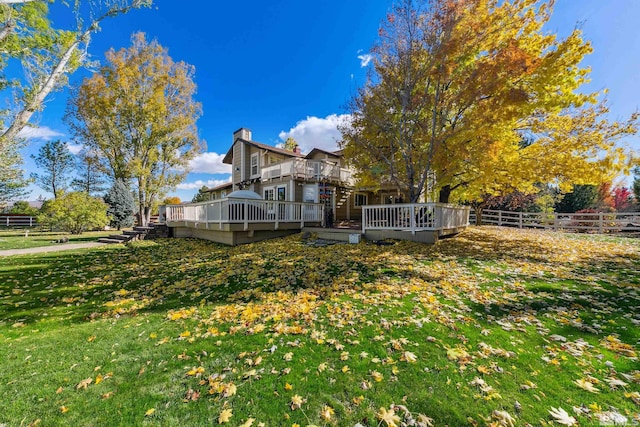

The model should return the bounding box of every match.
[305,147,343,159]
[222,138,304,164]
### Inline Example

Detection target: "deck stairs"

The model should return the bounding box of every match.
[97,223,169,244]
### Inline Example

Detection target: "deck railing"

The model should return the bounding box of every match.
[362,203,470,234]
[471,209,640,233]
[165,199,324,230]
[261,158,353,185]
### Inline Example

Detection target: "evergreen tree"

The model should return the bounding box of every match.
[191,185,210,203]
[555,185,598,213]
[104,179,135,230]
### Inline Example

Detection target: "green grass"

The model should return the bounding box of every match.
[0,227,638,426]
[0,229,115,250]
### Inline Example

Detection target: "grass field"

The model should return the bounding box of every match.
[0,227,638,426]
[0,230,114,250]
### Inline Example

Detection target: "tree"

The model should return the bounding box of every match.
[0,0,151,184]
[67,32,204,226]
[37,191,109,234]
[612,186,633,212]
[162,196,181,205]
[71,149,107,196]
[633,167,640,209]
[103,179,135,230]
[191,185,210,203]
[9,200,37,215]
[0,141,29,207]
[31,139,74,198]
[282,137,299,152]
[555,185,597,213]
[340,0,637,204]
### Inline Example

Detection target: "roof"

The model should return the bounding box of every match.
[227,190,262,200]
[305,148,343,159]
[222,138,304,164]
[204,181,233,193]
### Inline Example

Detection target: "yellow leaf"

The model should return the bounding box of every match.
[377,406,400,427]
[218,408,233,424]
[60,406,69,414]
[95,374,104,385]
[239,418,255,427]
[284,382,293,391]
[320,405,334,421]
[144,408,155,417]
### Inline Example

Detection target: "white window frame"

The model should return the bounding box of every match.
[354,193,368,208]
[250,153,259,178]
[220,190,227,199]
[264,187,275,201]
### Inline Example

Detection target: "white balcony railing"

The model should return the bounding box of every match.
[165,199,324,230]
[362,203,470,235]
[261,158,353,185]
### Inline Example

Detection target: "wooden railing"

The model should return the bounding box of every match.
[471,209,640,233]
[0,214,39,227]
[362,203,470,235]
[165,199,324,230]
[261,158,353,185]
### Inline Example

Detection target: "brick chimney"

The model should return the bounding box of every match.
[233,127,252,141]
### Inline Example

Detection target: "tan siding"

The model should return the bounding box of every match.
[232,142,241,184]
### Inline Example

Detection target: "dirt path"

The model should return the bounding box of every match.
[0,242,107,257]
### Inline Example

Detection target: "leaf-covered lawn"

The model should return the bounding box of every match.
[0,227,638,426]
[0,230,113,250]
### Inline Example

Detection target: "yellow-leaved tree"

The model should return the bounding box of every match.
[340,0,638,204]
[66,32,204,226]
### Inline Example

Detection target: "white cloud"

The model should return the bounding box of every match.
[357,53,373,67]
[278,114,351,154]
[17,125,64,141]
[188,152,231,174]
[176,178,231,190]
[66,143,83,155]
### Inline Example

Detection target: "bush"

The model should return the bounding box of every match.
[38,192,109,234]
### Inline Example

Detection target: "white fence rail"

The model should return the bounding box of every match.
[0,215,38,227]
[362,203,470,234]
[261,158,353,185]
[471,209,640,233]
[165,199,324,230]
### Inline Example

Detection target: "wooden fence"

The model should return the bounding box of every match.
[470,209,640,233]
[0,214,39,227]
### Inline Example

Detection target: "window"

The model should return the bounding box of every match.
[355,193,368,207]
[277,186,286,201]
[221,191,227,199]
[264,188,275,201]
[211,193,217,200]
[250,153,259,177]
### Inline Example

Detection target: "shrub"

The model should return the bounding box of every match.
[38,192,109,234]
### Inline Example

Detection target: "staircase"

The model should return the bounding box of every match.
[335,188,353,211]
[98,223,170,244]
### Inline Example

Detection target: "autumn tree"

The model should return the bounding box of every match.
[162,196,181,205]
[633,167,640,209]
[71,149,107,196]
[282,137,299,152]
[67,32,204,226]
[612,186,633,212]
[31,139,74,198]
[38,191,109,234]
[341,0,637,204]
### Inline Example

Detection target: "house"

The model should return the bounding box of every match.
[204,181,232,201]
[222,127,408,223]
[163,127,469,245]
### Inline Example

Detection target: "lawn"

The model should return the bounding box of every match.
[0,227,638,427]
[0,229,114,250]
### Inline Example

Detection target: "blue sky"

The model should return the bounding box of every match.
[16,0,640,201]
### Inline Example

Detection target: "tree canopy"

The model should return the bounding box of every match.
[31,139,74,198]
[67,32,204,226]
[340,0,638,203]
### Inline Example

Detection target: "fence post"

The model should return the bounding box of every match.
[519,212,523,228]
[30,216,33,227]
[274,202,279,230]
[5,216,8,227]
[361,207,366,232]
[410,204,416,235]
[498,211,502,226]
[599,212,603,234]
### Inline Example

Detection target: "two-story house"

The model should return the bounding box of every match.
[222,128,372,222]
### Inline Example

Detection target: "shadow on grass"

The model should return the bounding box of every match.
[0,231,638,338]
